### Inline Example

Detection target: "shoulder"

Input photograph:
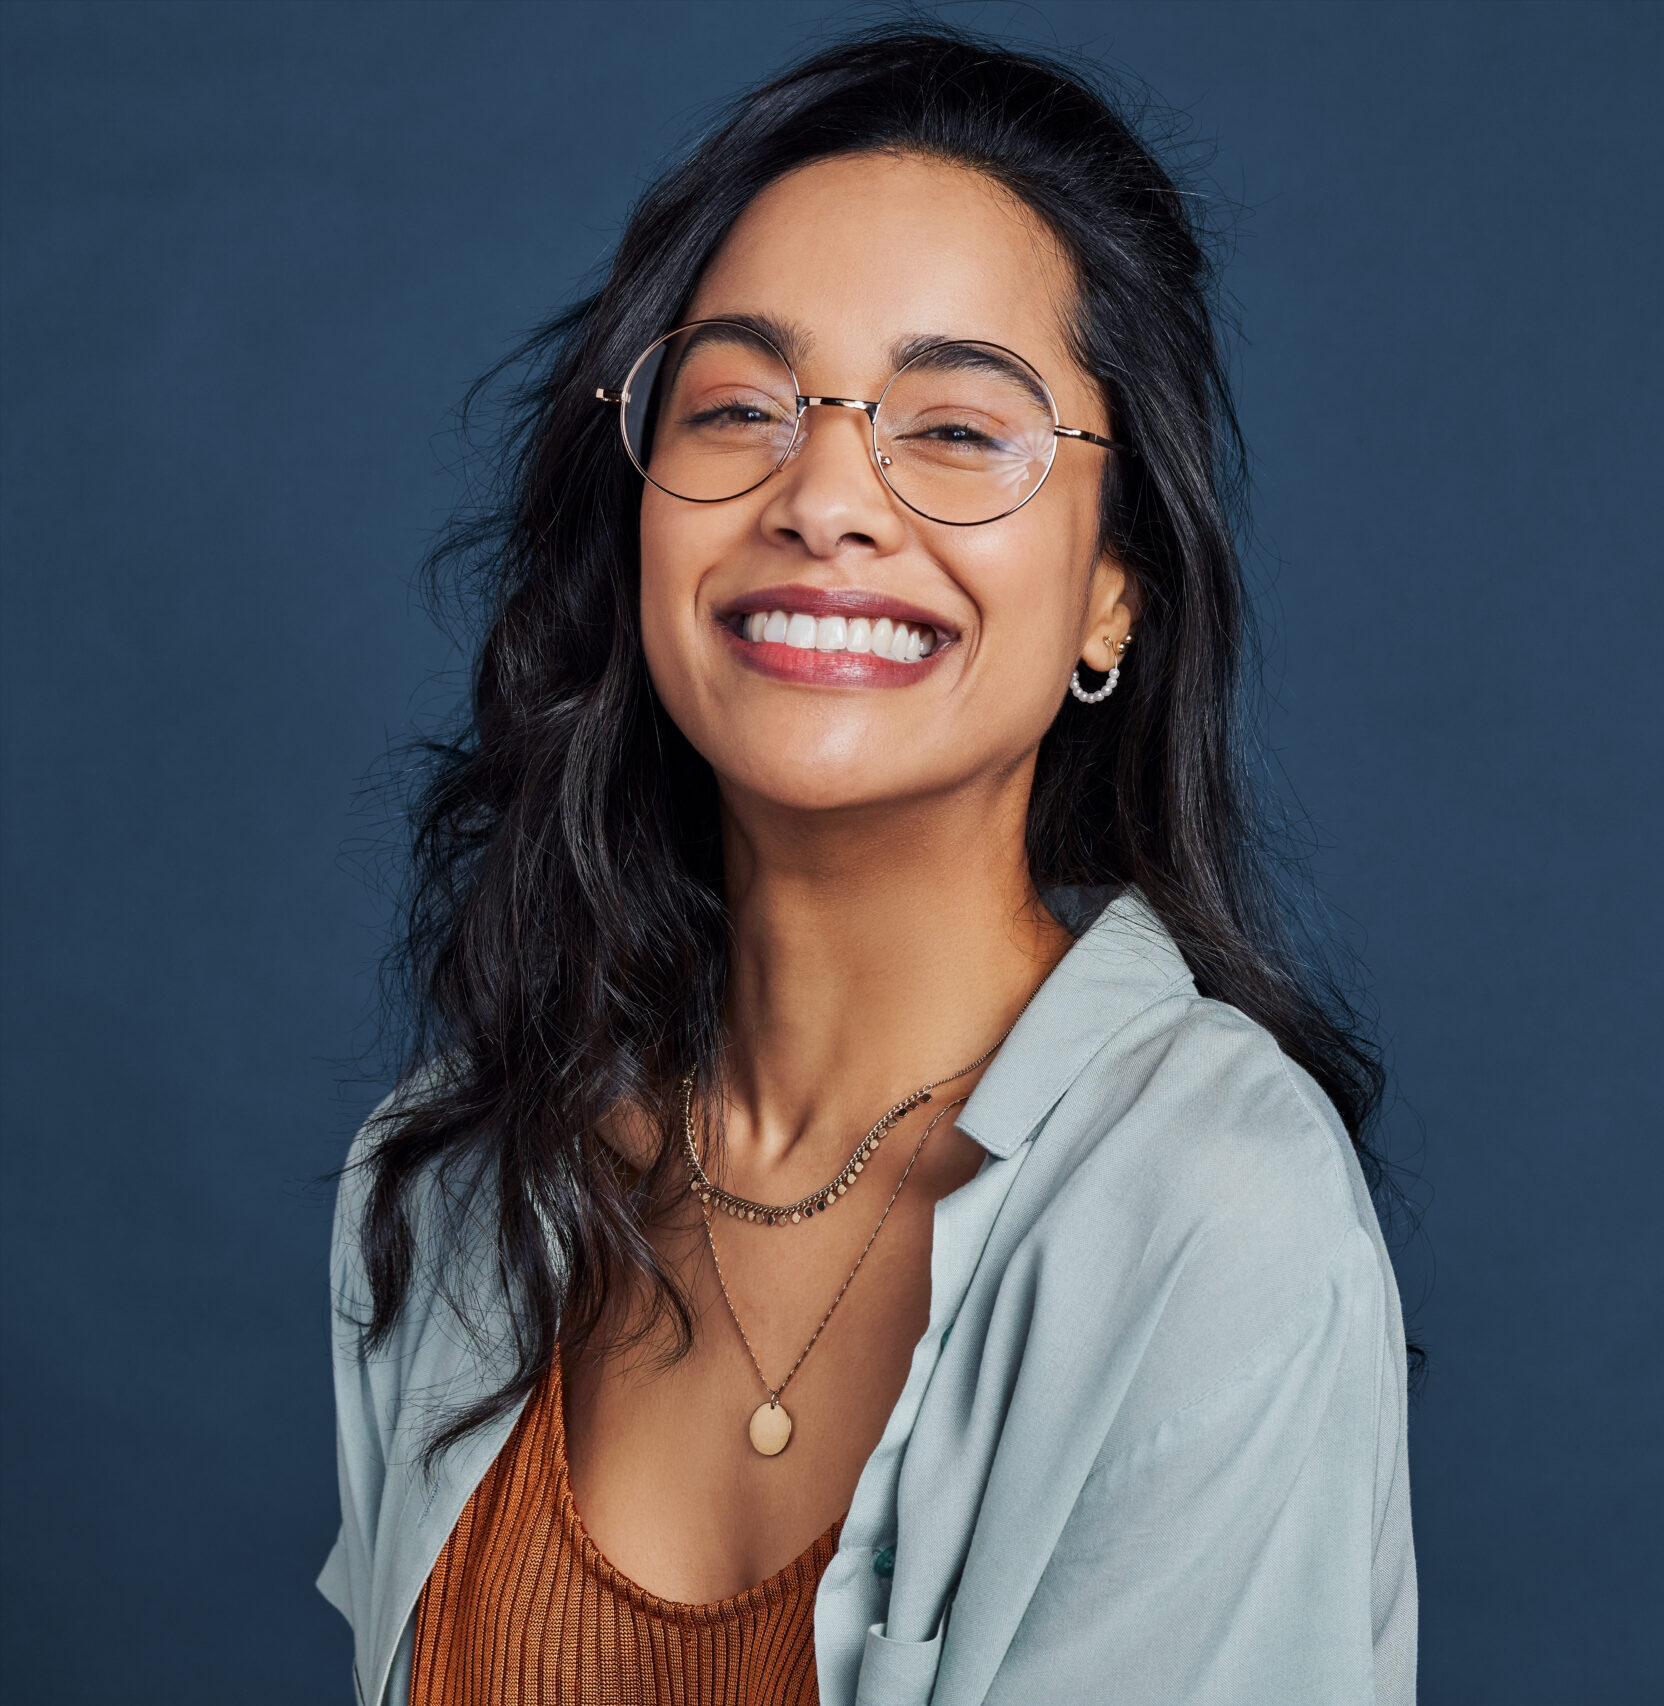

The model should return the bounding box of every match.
[327,1060,495,1342]
[1016,886,1369,1271]
[1080,989,1362,1253]
[1015,992,1388,1417]
[327,1074,424,1294]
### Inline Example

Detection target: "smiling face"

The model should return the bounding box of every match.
[638,150,1136,821]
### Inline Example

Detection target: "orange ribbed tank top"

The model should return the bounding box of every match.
[410,1354,844,1706]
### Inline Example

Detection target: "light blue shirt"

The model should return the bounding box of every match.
[319,886,1416,1704]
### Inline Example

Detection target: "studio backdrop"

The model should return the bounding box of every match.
[1,3,1657,1702]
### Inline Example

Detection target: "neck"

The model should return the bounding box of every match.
[714,762,1073,1169]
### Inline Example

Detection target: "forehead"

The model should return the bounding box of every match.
[684,152,1084,395]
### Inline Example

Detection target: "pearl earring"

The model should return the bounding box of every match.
[1068,632,1132,706]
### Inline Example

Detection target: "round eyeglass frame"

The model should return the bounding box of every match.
[595,318,1128,528]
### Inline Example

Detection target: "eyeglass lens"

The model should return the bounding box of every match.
[621,324,1059,525]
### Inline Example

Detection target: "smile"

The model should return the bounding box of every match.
[718,585,957,689]
[738,608,938,663]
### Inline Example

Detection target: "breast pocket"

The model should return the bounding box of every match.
[854,1614,947,1706]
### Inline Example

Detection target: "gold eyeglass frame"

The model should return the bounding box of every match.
[595,318,1128,527]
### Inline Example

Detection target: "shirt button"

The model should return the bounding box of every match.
[873,1544,896,1579]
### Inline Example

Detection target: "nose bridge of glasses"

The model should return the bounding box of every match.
[798,395,880,421]
[784,394,885,475]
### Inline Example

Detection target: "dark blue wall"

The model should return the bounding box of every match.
[2,3,1657,1700]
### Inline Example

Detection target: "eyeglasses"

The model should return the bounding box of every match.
[595,319,1126,527]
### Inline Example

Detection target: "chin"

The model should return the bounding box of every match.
[721,756,917,817]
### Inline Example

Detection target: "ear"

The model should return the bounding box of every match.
[1078,550,1141,674]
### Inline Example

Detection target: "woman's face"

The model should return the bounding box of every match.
[638,151,1135,820]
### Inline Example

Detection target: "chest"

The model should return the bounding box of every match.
[559,1131,982,1603]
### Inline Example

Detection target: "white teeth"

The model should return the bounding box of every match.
[740,609,940,664]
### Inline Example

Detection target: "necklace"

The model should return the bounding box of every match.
[679,1031,1009,1228]
[692,1085,969,1456]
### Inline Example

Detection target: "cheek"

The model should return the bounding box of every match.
[958,511,1093,675]
[637,493,709,685]
[636,495,751,759]
[637,492,684,627]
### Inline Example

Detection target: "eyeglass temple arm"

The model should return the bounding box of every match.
[1055,425,1128,453]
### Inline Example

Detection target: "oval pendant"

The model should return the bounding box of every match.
[748,1399,792,1457]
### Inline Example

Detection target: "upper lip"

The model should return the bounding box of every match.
[721,583,961,641]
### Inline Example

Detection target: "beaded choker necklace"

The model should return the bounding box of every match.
[678,1029,1009,1228]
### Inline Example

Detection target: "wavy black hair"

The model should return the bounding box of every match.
[356,27,1391,1465]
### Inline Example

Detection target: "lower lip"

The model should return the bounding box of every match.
[719,624,949,687]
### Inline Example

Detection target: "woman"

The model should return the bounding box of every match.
[318,30,1416,1706]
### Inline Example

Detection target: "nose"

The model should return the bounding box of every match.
[757,399,907,558]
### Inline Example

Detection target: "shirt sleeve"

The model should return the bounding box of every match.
[983,1225,1416,1706]
[315,1088,404,1666]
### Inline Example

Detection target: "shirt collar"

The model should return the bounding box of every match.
[956,885,1196,1159]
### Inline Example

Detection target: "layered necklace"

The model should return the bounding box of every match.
[679,1030,1009,1456]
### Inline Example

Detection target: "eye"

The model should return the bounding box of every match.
[902,420,997,446]
[687,403,768,426]
[678,391,791,430]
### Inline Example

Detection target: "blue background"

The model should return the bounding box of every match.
[2,3,1658,1700]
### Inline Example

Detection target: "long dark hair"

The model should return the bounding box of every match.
[357,27,1391,1465]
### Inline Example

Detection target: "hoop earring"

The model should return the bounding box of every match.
[1069,663,1119,704]
[1069,632,1132,705]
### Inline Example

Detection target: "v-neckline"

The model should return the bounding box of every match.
[548,1352,846,1620]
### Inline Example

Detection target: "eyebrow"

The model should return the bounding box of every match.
[888,335,1053,412]
[682,318,1053,411]
[889,332,960,369]
[685,312,815,368]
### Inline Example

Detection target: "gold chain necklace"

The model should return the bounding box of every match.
[679,1031,1009,1227]
[690,1082,969,1456]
